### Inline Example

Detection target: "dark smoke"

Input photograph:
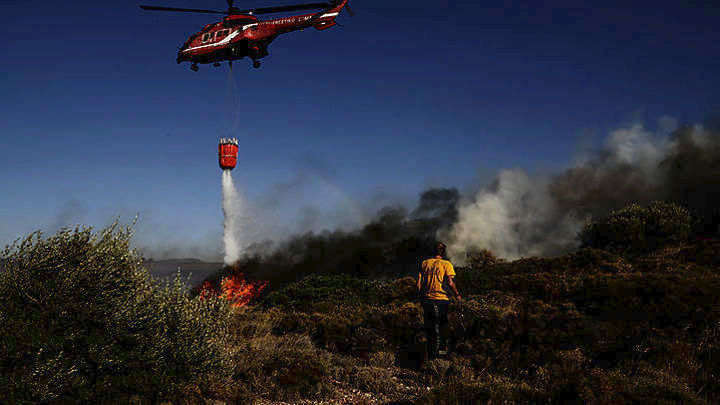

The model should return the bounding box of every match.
[411,187,460,227]
[551,163,657,219]
[661,125,720,233]
[552,124,720,234]
[232,188,460,288]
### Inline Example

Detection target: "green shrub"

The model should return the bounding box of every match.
[580,201,692,253]
[0,223,234,403]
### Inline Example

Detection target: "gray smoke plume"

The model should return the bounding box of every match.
[443,169,582,262]
[443,119,720,264]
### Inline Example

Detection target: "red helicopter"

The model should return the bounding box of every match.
[140,0,352,70]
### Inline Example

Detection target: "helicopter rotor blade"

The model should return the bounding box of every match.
[139,5,227,14]
[141,1,348,17]
[234,2,332,15]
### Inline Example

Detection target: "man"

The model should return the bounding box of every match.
[417,242,461,359]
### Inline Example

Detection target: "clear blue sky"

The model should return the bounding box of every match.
[1,0,718,259]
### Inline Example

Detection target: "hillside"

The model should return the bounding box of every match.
[1,205,719,403]
[236,241,720,404]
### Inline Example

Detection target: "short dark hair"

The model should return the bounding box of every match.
[434,242,447,257]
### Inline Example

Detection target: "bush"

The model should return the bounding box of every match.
[0,223,234,403]
[580,201,692,253]
[369,351,396,368]
[468,249,502,270]
[585,364,707,404]
[225,310,337,401]
[351,366,395,393]
[233,333,334,400]
[263,273,388,311]
[416,373,545,404]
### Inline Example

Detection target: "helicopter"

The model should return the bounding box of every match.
[140,0,352,70]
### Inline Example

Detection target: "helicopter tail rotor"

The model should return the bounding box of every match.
[331,0,353,17]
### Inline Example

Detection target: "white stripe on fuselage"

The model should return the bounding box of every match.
[266,12,338,25]
[183,11,339,52]
[183,29,241,52]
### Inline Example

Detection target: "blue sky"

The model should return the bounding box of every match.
[1,0,718,259]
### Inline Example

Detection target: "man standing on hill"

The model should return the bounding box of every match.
[417,242,461,359]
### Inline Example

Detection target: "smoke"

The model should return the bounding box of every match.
[443,170,582,262]
[443,119,720,264]
[239,153,371,244]
[52,200,85,232]
[552,122,720,226]
[232,187,460,288]
[222,170,243,265]
[411,187,459,227]
[174,116,720,288]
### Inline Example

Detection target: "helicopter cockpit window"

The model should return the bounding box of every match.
[223,19,242,28]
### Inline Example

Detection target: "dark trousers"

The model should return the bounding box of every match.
[422,299,449,358]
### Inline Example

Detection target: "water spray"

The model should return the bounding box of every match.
[219,138,241,265]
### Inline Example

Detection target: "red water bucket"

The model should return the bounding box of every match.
[218,138,239,170]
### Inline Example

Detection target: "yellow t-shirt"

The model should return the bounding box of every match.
[418,258,455,300]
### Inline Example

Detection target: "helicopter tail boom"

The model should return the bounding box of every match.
[311,0,348,30]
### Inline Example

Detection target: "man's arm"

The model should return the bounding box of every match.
[445,275,461,300]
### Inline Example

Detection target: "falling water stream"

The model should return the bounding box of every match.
[220,67,244,265]
[221,169,242,265]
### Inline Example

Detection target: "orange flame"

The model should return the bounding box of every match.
[199,273,269,307]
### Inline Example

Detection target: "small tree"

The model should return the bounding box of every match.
[0,221,235,402]
[580,201,692,253]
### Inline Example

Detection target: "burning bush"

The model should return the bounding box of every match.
[199,272,269,307]
[0,222,235,403]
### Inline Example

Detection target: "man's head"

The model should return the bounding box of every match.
[434,242,447,258]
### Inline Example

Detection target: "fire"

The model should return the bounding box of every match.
[199,272,269,307]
